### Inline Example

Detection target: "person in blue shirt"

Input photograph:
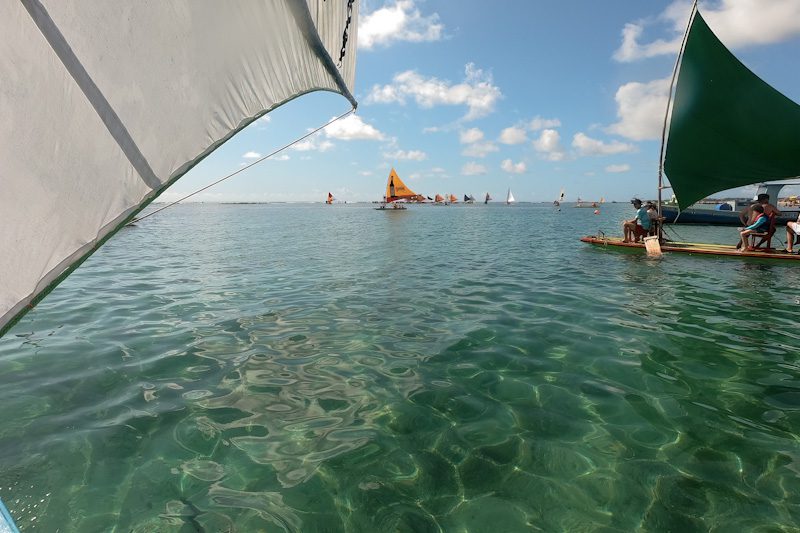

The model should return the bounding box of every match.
[738,203,771,251]
[622,198,651,243]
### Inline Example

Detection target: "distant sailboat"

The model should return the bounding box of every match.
[434,194,445,204]
[484,192,492,204]
[326,192,334,204]
[464,194,475,204]
[449,194,458,204]
[378,168,420,210]
[506,188,516,205]
[554,189,565,206]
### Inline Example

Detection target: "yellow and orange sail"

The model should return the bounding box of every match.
[326,192,334,204]
[434,194,445,203]
[449,194,458,203]
[385,168,422,202]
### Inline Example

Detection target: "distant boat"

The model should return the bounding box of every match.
[449,194,458,204]
[434,193,445,204]
[464,194,475,204]
[575,197,604,208]
[378,168,419,210]
[484,192,492,204]
[660,182,800,225]
[554,189,565,206]
[326,192,334,204]
[506,188,515,205]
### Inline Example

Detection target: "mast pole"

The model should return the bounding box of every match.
[657,0,698,241]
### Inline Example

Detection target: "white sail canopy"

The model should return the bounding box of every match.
[0,0,359,335]
[506,189,516,204]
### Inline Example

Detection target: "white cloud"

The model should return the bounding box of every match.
[532,129,565,161]
[324,114,385,140]
[292,135,335,152]
[499,126,527,145]
[572,133,635,156]
[367,63,502,121]
[460,128,484,144]
[462,162,487,176]
[606,77,670,141]
[461,141,498,158]
[614,0,800,62]
[614,22,682,62]
[359,170,374,176]
[384,149,427,161]
[243,151,261,159]
[359,0,444,49]
[605,164,631,173]
[501,159,526,174]
[529,116,562,131]
[274,154,290,161]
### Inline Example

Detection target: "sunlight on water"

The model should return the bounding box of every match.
[2,203,800,531]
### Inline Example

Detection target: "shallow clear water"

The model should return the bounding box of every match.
[2,203,800,532]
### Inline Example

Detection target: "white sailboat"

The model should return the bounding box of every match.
[506,188,516,205]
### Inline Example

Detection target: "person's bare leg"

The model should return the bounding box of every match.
[739,231,750,251]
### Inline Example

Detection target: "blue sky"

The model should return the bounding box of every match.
[162,0,800,204]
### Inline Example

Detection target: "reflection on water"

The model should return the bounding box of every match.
[1,203,800,531]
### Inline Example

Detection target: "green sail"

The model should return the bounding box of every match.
[664,11,800,210]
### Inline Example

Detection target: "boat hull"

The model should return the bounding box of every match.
[580,235,800,260]
[662,205,800,225]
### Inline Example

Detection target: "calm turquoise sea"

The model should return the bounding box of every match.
[2,202,800,532]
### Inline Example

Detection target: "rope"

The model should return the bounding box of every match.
[134,107,355,223]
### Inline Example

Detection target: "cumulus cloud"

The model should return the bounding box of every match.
[572,133,635,156]
[243,151,261,159]
[359,0,444,49]
[367,63,502,121]
[460,128,484,144]
[606,77,670,141]
[501,159,526,174]
[324,114,385,140]
[532,129,565,161]
[383,149,427,161]
[462,162,487,176]
[614,0,800,62]
[292,135,334,152]
[605,164,631,173]
[499,126,527,145]
[462,141,498,158]
[529,116,562,131]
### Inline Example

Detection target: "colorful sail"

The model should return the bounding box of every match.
[385,168,420,202]
[449,194,458,203]
[664,11,800,210]
[326,192,334,204]
[0,1,360,336]
[434,194,445,203]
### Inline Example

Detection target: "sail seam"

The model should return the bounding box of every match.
[20,0,162,190]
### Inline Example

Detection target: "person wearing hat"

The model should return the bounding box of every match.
[622,198,651,243]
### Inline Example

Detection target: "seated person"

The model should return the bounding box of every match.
[645,201,660,236]
[786,213,800,253]
[738,204,770,251]
[622,198,651,243]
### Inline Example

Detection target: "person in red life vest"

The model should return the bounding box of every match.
[738,203,770,251]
